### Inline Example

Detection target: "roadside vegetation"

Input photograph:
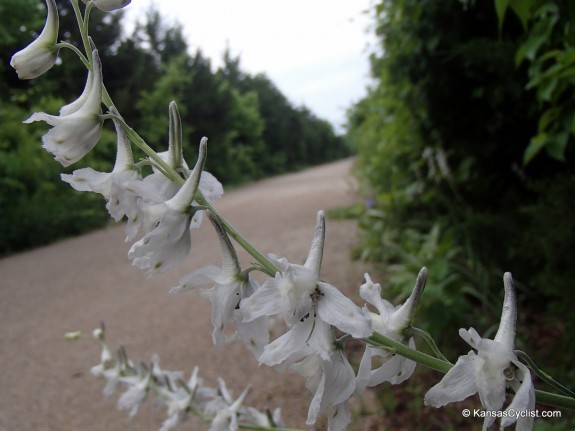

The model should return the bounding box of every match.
[346,1,575,424]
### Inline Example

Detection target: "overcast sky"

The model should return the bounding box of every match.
[123,1,375,133]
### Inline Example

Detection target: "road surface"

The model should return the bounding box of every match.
[0,158,375,431]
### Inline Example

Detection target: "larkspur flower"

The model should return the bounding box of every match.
[128,104,222,237]
[90,328,135,397]
[424,273,535,431]
[158,367,216,431]
[10,0,59,79]
[291,350,356,431]
[171,213,269,357]
[24,49,103,166]
[355,268,426,393]
[61,113,142,240]
[205,379,250,431]
[241,211,371,366]
[117,372,151,417]
[128,138,214,277]
[246,406,284,428]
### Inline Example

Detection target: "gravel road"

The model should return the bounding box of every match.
[0,158,376,431]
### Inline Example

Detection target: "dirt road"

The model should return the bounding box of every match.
[0,158,375,431]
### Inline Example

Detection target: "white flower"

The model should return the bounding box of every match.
[424,273,535,431]
[117,372,151,417]
[128,114,222,237]
[92,359,124,397]
[159,367,216,431]
[10,0,59,79]
[246,407,284,428]
[356,268,426,393]
[205,379,250,431]
[24,49,103,166]
[150,354,184,384]
[292,351,355,430]
[242,211,371,366]
[61,115,142,240]
[87,0,132,12]
[90,329,120,395]
[128,138,211,277]
[171,213,269,356]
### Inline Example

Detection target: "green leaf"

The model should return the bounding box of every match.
[538,76,558,101]
[515,44,527,66]
[495,0,510,30]
[523,33,549,61]
[523,133,548,164]
[545,131,568,161]
[509,0,534,30]
[538,108,559,131]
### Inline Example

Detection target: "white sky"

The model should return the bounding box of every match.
[123,1,375,133]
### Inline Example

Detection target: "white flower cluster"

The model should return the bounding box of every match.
[91,327,284,431]
[12,1,568,431]
[171,209,426,430]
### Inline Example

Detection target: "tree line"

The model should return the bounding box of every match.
[0,0,350,255]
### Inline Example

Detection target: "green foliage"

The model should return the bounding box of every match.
[0,101,110,255]
[348,0,575,379]
[499,0,575,163]
[1,2,349,254]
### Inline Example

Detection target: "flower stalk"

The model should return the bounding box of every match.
[367,330,575,411]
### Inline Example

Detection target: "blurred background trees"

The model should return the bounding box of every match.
[346,0,575,409]
[0,0,349,255]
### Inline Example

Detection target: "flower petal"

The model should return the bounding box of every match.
[61,167,110,193]
[306,351,355,426]
[258,318,314,366]
[171,265,223,294]
[317,282,371,338]
[355,345,371,395]
[501,361,535,431]
[424,353,479,407]
[476,352,507,412]
[359,274,396,318]
[328,402,351,431]
[241,279,283,322]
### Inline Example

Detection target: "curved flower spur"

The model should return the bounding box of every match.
[424,273,535,431]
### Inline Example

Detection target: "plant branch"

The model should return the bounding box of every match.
[366,331,575,411]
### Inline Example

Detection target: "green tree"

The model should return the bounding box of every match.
[1,2,348,254]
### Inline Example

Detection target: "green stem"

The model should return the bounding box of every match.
[366,331,575,411]
[56,42,90,68]
[114,118,279,277]
[200,200,278,277]
[535,390,575,411]
[366,331,452,373]
[70,0,278,277]
[70,0,92,62]
[407,327,451,363]
[516,350,575,398]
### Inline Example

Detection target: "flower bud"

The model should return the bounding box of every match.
[10,0,59,80]
[89,0,131,12]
